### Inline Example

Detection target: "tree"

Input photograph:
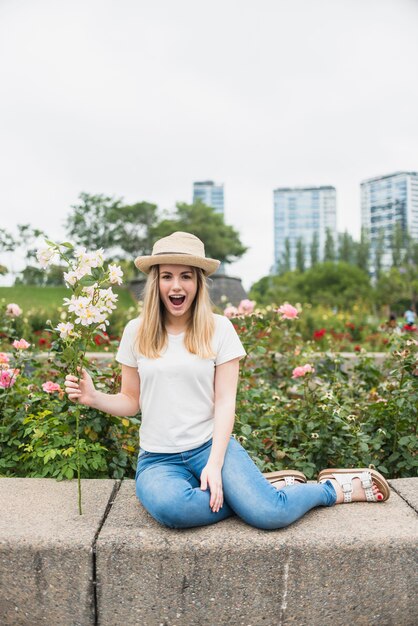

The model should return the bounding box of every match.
[15,266,44,286]
[338,231,355,264]
[310,231,319,267]
[250,262,372,309]
[0,228,15,253]
[355,227,370,273]
[373,228,385,279]
[278,238,291,274]
[390,223,405,268]
[375,268,416,311]
[323,229,336,262]
[1,224,47,284]
[65,193,124,255]
[65,193,160,260]
[250,270,302,307]
[111,201,159,257]
[153,200,247,265]
[402,231,418,268]
[16,224,47,262]
[15,264,67,286]
[296,238,305,272]
[300,262,371,309]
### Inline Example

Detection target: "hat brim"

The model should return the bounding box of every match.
[134,254,220,276]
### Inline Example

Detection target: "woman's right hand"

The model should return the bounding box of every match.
[64,369,96,406]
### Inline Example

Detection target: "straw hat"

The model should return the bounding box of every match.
[134,232,220,275]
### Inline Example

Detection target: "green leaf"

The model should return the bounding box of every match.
[398,436,411,447]
[60,242,74,249]
[79,275,98,287]
[62,347,76,362]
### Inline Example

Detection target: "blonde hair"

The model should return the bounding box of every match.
[136,265,215,359]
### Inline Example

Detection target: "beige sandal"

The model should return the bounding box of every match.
[263,470,307,488]
[318,467,390,502]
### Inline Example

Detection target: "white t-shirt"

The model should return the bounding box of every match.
[115,314,246,453]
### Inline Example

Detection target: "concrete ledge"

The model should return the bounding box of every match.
[96,479,418,626]
[1,478,417,626]
[0,478,117,626]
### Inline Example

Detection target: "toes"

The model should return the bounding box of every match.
[372,483,384,501]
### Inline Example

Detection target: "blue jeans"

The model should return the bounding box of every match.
[135,436,336,530]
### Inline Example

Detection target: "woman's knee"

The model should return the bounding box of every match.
[136,479,193,529]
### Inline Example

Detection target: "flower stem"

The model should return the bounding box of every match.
[74,405,83,515]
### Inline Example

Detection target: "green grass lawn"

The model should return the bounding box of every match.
[0,285,137,311]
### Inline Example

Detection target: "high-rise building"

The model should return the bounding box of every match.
[361,171,418,271]
[193,181,224,214]
[273,186,337,271]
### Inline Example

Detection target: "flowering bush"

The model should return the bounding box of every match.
[292,303,416,351]
[0,354,139,482]
[6,303,22,317]
[292,364,315,378]
[1,292,417,498]
[225,302,418,478]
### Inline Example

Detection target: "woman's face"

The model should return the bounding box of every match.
[158,264,198,322]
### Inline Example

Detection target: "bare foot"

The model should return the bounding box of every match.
[328,477,384,504]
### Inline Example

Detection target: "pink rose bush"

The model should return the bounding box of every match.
[225,301,300,322]
[238,299,256,315]
[277,303,299,320]
[224,300,256,318]
[6,303,22,317]
[0,368,19,389]
[42,381,62,394]
[0,352,10,364]
[0,337,32,393]
[224,306,239,319]
[292,364,315,378]
[12,338,31,350]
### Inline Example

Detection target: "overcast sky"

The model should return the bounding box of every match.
[1,0,417,289]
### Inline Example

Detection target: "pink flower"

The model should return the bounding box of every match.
[224,306,239,319]
[0,352,10,365]
[0,368,19,388]
[238,299,255,315]
[277,304,299,320]
[12,339,31,350]
[42,381,62,394]
[292,364,315,378]
[6,303,22,317]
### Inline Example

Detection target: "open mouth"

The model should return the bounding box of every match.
[169,295,186,307]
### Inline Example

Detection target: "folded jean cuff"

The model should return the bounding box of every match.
[322,479,338,506]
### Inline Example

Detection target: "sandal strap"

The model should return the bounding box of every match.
[334,474,355,503]
[270,474,299,487]
[323,471,377,503]
[360,471,377,502]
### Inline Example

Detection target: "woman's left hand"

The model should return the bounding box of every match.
[200,463,224,512]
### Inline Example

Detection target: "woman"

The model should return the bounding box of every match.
[64,232,389,529]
